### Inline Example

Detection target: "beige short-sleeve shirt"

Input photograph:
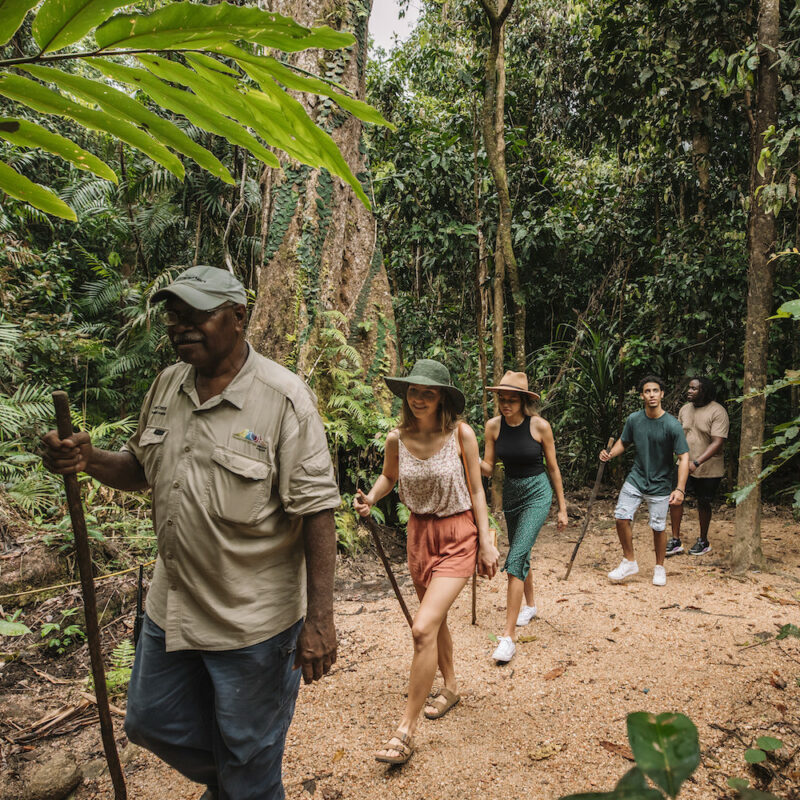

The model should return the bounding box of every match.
[123,347,340,652]
[678,400,729,479]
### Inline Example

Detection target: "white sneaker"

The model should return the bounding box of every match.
[492,636,516,663]
[516,605,538,626]
[608,558,639,582]
[653,565,666,586]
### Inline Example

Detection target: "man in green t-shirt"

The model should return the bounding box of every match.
[600,375,689,586]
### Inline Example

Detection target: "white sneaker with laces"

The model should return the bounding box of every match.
[492,636,516,663]
[652,565,666,586]
[516,605,538,626]
[608,558,639,582]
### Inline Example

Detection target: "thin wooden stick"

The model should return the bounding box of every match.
[53,391,127,800]
[362,517,413,628]
[562,436,615,581]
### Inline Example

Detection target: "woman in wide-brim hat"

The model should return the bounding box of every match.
[480,371,568,664]
[354,359,499,765]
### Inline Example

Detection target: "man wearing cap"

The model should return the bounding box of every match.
[40,266,340,800]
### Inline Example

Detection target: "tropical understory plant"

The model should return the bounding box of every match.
[0,0,391,219]
[732,297,800,515]
[559,712,784,800]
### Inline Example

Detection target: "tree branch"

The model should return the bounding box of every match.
[497,0,517,27]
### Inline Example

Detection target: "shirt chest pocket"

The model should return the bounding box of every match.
[205,446,274,526]
[138,426,169,482]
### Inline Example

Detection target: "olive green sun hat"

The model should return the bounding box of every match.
[384,359,466,414]
[151,265,247,310]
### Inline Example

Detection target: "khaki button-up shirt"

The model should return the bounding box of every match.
[123,347,340,652]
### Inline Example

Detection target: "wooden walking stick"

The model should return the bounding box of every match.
[53,391,127,800]
[562,436,615,581]
[362,516,413,628]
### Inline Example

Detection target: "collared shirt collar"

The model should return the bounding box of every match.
[178,343,256,410]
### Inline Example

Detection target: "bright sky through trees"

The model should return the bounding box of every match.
[369,0,420,51]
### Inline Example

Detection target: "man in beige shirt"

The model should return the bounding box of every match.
[667,377,729,557]
[42,266,340,800]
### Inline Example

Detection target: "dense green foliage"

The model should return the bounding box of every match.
[365,0,799,495]
[0,0,798,541]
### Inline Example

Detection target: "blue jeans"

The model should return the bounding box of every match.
[125,615,303,800]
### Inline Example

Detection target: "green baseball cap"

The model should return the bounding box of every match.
[384,359,465,414]
[151,265,247,310]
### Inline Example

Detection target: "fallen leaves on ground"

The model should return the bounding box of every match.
[543,666,565,680]
[600,740,635,761]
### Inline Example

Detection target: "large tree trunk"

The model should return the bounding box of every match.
[479,0,525,372]
[732,0,780,573]
[248,0,396,387]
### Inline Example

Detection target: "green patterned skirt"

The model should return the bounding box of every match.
[502,472,553,581]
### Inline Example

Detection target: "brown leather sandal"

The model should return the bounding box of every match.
[424,687,460,719]
[375,730,414,765]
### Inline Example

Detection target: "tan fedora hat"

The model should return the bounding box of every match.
[485,370,540,400]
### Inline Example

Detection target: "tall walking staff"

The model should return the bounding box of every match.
[52,391,127,800]
[362,516,413,628]
[562,436,615,581]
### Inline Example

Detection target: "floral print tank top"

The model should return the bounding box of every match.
[397,429,472,517]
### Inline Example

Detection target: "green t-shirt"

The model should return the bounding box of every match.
[621,410,689,496]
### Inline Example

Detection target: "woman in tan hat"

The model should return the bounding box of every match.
[481,371,568,663]
[354,359,499,764]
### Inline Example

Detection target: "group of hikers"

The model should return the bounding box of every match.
[40,266,729,797]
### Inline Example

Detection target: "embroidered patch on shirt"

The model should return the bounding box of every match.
[234,429,267,451]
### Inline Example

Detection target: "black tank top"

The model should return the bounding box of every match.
[495,415,545,478]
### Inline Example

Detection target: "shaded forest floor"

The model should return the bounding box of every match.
[2,497,799,799]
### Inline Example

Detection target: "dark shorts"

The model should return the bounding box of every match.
[686,476,722,504]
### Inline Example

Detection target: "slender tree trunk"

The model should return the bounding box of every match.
[691,94,710,224]
[732,0,780,573]
[478,0,525,372]
[473,104,489,426]
[247,0,396,385]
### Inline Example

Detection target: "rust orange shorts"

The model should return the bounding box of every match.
[407,509,478,588]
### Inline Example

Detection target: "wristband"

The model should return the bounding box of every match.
[675,488,685,496]
[692,460,700,468]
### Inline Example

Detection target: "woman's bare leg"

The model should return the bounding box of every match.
[376,575,468,759]
[523,569,535,607]
[502,575,525,639]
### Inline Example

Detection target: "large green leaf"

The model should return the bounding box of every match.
[213,44,394,129]
[233,59,369,206]
[0,159,76,220]
[137,54,316,168]
[0,74,185,179]
[92,59,279,169]
[0,0,38,47]
[95,2,354,53]
[255,71,370,206]
[20,64,233,184]
[626,713,699,799]
[0,117,117,182]
[32,0,130,53]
